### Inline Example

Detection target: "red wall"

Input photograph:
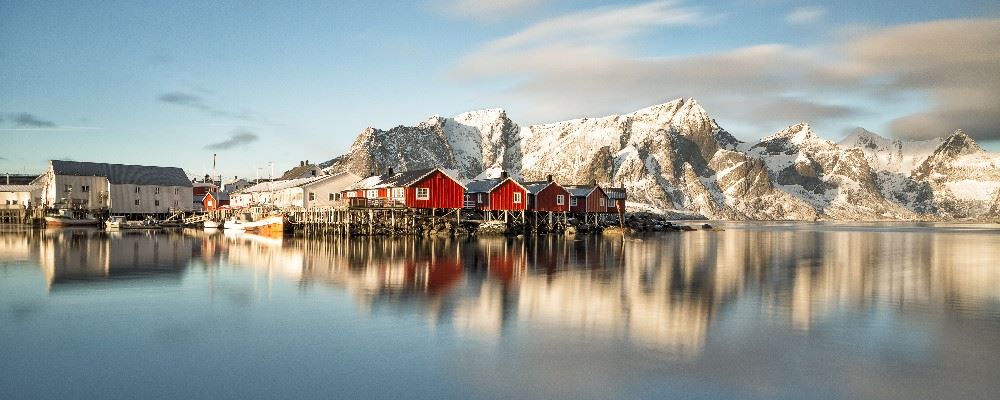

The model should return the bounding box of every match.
[202,193,218,211]
[570,187,610,213]
[531,183,570,212]
[488,179,527,211]
[405,170,465,209]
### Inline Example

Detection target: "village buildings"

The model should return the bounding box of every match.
[563,184,611,214]
[230,172,360,209]
[32,160,193,215]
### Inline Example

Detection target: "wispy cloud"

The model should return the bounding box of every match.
[785,6,827,25]
[0,112,99,132]
[204,130,259,150]
[454,3,1000,140]
[431,0,550,20]
[158,91,254,120]
[12,113,56,128]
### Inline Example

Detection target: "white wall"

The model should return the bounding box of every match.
[302,173,360,208]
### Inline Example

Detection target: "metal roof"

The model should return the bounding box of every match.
[522,181,554,194]
[51,160,191,187]
[606,187,627,199]
[0,184,40,192]
[562,185,598,197]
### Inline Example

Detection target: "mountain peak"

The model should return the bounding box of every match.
[936,129,983,157]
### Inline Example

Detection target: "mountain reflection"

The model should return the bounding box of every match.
[8,224,999,357]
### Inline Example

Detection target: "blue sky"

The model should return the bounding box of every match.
[2,0,998,178]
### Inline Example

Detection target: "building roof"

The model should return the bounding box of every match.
[0,184,41,192]
[522,181,557,194]
[347,168,464,190]
[50,160,191,187]
[606,187,626,200]
[562,185,599,197]
[465,177,526,194]
[279,164,321,180]
[1,175,39,185]
[238,175,330,193]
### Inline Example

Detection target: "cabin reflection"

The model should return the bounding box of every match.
[32,230,194,289]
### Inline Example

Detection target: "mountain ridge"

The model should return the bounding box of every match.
[321,99,1000,221]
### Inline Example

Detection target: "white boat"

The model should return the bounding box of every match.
[204,220,224,229]
[105,215,161,230]
[222,214,283,235]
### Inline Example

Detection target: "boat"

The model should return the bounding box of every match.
[204,219,224,229]
[242,215,285,235]
[222,214,284,235]
[44,209,99,227]
[105,215,161,231]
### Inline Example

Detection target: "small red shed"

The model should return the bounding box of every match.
[464,174,528,211]
[564,184,610,213]
[523,177,571,213]
[201,192,218,211]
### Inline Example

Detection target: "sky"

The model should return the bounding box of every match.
[2,0,999,179]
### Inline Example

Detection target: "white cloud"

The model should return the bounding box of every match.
[785,6,827,25]
[453,3,1000,141]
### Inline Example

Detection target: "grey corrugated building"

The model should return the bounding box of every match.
[33,160,194,214]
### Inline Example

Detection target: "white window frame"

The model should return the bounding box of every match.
[416,188,430,200]
[513,192,522,204]
[477,193,483,203]
[135,186,141,193]
[309,192,315,201]
[556,195,565,205]
[134,199,140,205]
[392,188,405,199]
[599,197,605,207]
[570,197,578,206]
[155,187,160,194]
[81,185,90,193]
[366,189,379,199]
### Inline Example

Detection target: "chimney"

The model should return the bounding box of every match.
[500,170,508,180]
[387,167,395,176]
[546,174,553,182]
[306,160,309,165]
[592,179,598,186]
[300,161,305,166]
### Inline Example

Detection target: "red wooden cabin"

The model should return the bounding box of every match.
[564,184,610,213]
[523,176,570,212]
[343,167,465,209]
[464,174,528,211]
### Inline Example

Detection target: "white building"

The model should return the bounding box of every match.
[0,184,42,208]
[33,160,194,214]
[230,172,359,209]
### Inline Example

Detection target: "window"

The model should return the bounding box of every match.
[329,193,336,201]
[477,193,483,203]
[135,186,141,193]
[64,184,72,192]
[206,200,212,207]
[155,200,160,207]
[366,189,378,199]
[416,188,430,200]
[81,185,90,193]
[347,191,357,198]
[513,192,522,204]
[174,188,179,195]
[570,197,578,206]
[392,188,404,199]
[309,192,315,201]
[134,199,141,205]
[556,195,565,205]
[599,197,606,207]
[155,187,160,194]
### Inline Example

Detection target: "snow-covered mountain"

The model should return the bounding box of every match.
[322,99,1000,221]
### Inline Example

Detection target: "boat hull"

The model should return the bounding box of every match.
[45,216,99,227]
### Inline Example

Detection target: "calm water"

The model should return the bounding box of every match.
[1,224,999,399]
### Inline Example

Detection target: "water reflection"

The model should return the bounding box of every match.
[5,224,1000,359]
